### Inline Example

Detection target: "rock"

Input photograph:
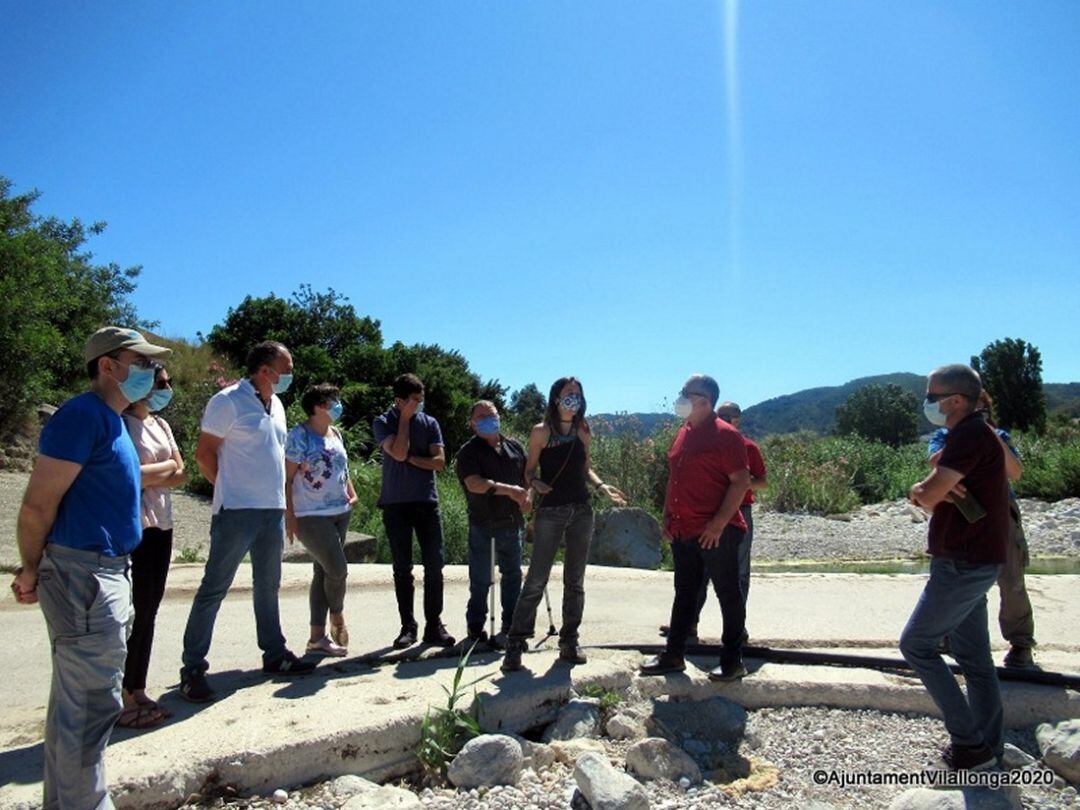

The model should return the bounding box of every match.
[447,734,523,789]
[271,789,288,804]
[551,738,607,765]
[825,513,852,522]
[573,752,650,810]
[888,787,1020,809]
[646,696,746,768]
[625,738,702,784]
[606,713,647,741]
[283,532,377,563]
[543,698,602,742]
[1000,743,1036,770]
[522,740,557,772]
[1037,719,1080,783]
[589,508,662,569]
[343,785,422,809]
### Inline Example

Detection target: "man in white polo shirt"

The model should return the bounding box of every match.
[179,341,315,702]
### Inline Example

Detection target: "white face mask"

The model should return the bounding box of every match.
[923,398,949,427]
[674,396,693,419]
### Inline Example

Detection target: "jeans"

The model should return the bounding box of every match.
[465,523,523,633]
[182,508,287,673]
[382,501,445,627]
[124,526,172,692]
[998,505,1035,648]
[295,511,351,627]
[686,504,755,627]
[508,502,594,646]
[666,526,746,667]
[899,557,1004,756]
[37,544,133,810]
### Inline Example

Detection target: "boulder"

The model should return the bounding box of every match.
[573,752,650,810]
[888,787,1020,809]
[646,696,746,769]
[329,775,379,797]
[283,531,377,563]
[543,698,602,742]
[1000,743,1037,771]
[589,508,662,570]
[606,713,648,741]
[342,785,421,809]
[447,734,523,788]
[551,738,607,765]
[625,738,702,784]
[1037,719,1080,783]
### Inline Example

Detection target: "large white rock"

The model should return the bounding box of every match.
[543,698,602,742]
[1037,719,1080,783]
[589,508,663,569]
[573,752,650,810]
[342,785,421,809]
[606,713,648,741]
[625,738,702,784]
[888,787,1020,810]
[447,734,523,788]
[551,738,607,765]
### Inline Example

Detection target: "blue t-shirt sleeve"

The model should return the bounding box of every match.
[428,417,444,447]
[284,426,308,463]
[996,428,1020,459]
[927,428,948,457]
[39,397,98,465]
[372,415,392,446]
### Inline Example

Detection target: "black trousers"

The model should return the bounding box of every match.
[666,525,745,667]
[123,526,173,692]
[382,502,445,626]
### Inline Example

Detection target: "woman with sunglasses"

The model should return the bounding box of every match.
[119,364,187,728]
[501,376,626,672]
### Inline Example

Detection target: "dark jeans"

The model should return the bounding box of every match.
[687,505,754,625]
[666,525,746,667]
[466,523,523,633]
[382,501,445,627]
[123,526,173,692]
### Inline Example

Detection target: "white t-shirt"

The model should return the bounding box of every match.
[201,378,287,514]
[123,412,178,530]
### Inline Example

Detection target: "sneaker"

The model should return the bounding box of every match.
[178,668,214,703]
[501,640,525,673]
[941,743,997,772]
[658,624,698,642]
[708,660,748,682]
[639,653,686,676]
[1003,646,1034,669]
[559,644,588,665]
[393,624,418,649]
[306,636,347,657]
[262,650,316,675]
[423,622,456,647]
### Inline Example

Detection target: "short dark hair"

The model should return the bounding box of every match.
[716,401,742,419]
[301,383,340,416]
[929,364,982,402]
[393,373,424,400]
[246,341,288,376]
[684,374,720,408]
[87,350,122,381]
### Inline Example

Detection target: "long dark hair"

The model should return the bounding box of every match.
[543,376,588,435]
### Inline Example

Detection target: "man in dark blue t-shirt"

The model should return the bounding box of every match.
[373,373,455,649]
[11,326,170,809]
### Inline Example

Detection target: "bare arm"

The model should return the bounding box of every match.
[284,460,300,542]
[408,444,446,471]
[524,424,551,494]
[995,434,1023,482]
[909,465,965,511]
[382,399,418,463]
[699,468,751,549]
[12,456,82,603]
[749,473,768,491]
[195,431,224,485]
[140,458,180,488]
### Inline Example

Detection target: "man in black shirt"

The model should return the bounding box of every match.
[455,400,531,646]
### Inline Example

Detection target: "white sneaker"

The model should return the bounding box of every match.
[306,636,347,657]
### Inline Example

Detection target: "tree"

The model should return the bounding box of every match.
[971,338,1047,433]
[507,383,545,435]
[835,383,919,447]
[0,177,148,437]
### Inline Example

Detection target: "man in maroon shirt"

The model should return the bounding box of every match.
[902,364,1009,773]
[641,374,751,680]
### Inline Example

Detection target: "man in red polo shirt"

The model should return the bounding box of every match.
[641,374,751,681]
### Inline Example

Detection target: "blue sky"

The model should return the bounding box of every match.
[3,2,1078,413]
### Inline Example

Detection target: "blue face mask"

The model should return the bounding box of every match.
[147,388,173,413]
[272,372,293,394]
[328,401,343,422]
[116,363,156,404]
[560,394,582,414]
[475,416,500,436]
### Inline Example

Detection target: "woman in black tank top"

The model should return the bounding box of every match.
[501,377,626,672]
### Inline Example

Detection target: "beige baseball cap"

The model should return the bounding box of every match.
[83,326,172,364]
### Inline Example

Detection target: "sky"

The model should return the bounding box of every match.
[3,1,1078,414]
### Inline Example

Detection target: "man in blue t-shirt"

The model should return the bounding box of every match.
[373,373,455,649]
[11,326,170,809]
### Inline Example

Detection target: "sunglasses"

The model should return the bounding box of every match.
[925,392,963,403]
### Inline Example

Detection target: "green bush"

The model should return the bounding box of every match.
[1013,423,1080,500]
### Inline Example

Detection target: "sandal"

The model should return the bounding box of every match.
[330,623,349,649]
[134,696,174,719]
[116,704,167,729]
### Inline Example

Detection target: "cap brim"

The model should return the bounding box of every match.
[129,341,172,358]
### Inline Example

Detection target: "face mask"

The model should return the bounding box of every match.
[147,388,173,413]
[674,396,693,419]
[272,372,293,394]
[560,394,582,413]
[923,398,948,427]
[415,400,425,414]
[115,363,155,404]
[328,401,343,422]
[475,416,500,436]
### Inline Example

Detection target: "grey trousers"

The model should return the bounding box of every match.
[998,506,1035,648]
[37,544,133,810]
[295,511,351,626]
[508,502,594,646]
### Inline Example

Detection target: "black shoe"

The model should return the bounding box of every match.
[559,644,588,665]
[708,660,747,682]
[1003,645,1034,669]
[423,622,456,647]
[640,653,686,676]
[393,623,419,649]
[501,640,525,672]
[179,668,214,703]
[941,743,997,772]
[263,650,316,675]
